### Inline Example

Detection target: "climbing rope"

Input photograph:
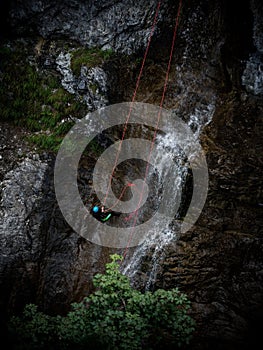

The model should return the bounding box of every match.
[123,0,183,258]
[102,1,162,207]
[92,0,183,259]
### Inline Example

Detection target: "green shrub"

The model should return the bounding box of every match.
[9,254,195,349]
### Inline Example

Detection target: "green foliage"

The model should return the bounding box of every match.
[25,134,63,152]
[10,304,63,350]
[9,254,195,350]
[71,47,114,75]
[0,43,88,151]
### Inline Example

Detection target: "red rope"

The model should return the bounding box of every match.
[123,0,183,258]
[104,182,136,212]
[102,1,162,207]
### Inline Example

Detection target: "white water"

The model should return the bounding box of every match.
[121,102,215,290]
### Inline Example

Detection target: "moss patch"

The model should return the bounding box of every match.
[25,134,63,152]
[0,43,88,151]
[71,47,114,75]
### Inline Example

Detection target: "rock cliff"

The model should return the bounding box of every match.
[0,0,262,349]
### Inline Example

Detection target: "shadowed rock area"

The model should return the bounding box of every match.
[0,0,262,349]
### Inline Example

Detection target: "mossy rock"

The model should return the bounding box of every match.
[71,47,114,75]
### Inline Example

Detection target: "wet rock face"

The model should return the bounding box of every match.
[241,0,263,95]
[0,123,114,321]
[155,1,263,347]
[0,153,49,309]
[0,125,53,334]
[0,0,262,349]
[56,51,108,110]
[159,91,263,349]
[6,0,174,54]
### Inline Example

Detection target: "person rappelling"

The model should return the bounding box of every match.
[91,204,121,222]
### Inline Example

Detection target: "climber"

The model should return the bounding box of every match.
[91,205,121,222]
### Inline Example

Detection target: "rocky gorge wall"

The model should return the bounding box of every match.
[0,0,262,349]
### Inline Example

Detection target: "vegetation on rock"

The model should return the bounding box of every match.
[0,44,87,151]
[71,47,114,75]
[9,254,195,350]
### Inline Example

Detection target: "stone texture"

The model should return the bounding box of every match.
[0,123,116,326]
[56,51,108,110]
[7,0,174,54]
[0,1,262,350]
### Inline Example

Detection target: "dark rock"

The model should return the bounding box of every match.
[0,1,262,350]
[6,0,176,54]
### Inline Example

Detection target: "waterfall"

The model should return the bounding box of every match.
[121,102,215,290]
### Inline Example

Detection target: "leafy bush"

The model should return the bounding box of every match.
[9,254,195,350]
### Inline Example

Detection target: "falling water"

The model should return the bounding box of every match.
[121,102,215,290]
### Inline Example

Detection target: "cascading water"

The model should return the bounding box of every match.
[121,101,215,291]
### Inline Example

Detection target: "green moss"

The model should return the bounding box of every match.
[71,47,114,75]
[0,43,89,151]
[25,134,63,152]
[89,83,99,94]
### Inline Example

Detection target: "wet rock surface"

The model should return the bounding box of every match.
[0,123,117,337]
[56,51,109,110]
[0,1,262,349]
[159,91,263,349]
[6,0,175,54]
